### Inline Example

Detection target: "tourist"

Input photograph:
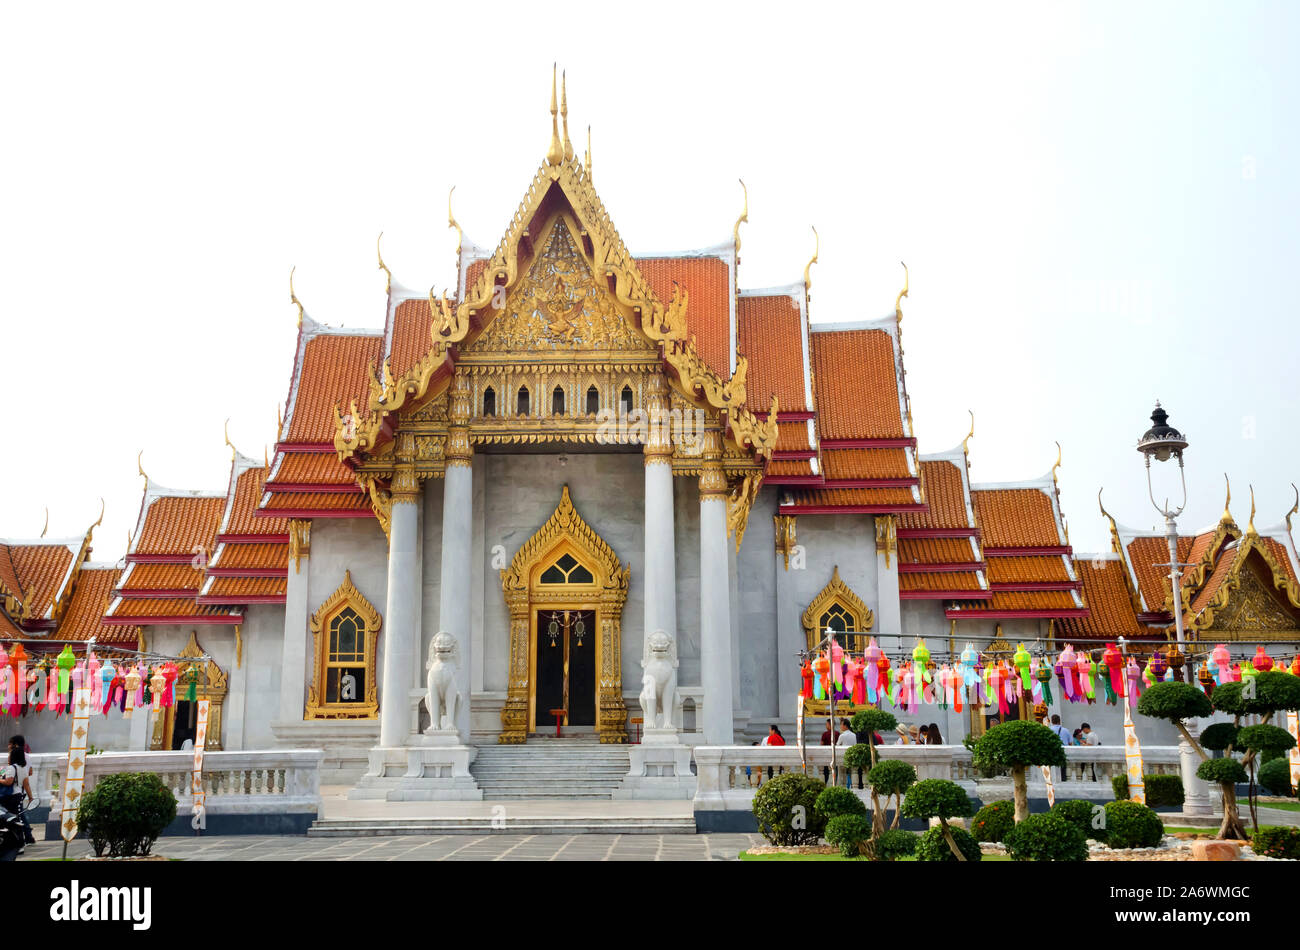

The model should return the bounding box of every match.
[1048,715,1072,780]
[0,737,35,850]
[836,719,857,788]
[1079,722,1100,781]
[926,722,943,745]
[918,724,930,744]
[894,724,911,745]
[1072,728,1083,745]
[764,725,786,746]
[820,719,837,781]
[907,724,921,744]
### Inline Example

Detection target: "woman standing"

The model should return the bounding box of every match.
[926,722,943,745]
[0,736,35,850]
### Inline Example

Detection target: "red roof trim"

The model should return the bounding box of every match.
[772,451,817,461]
[898,562,985,574]
[989,581,1083,592]
[1138,612,1172,624]
[255,509,374,520]
[755,411,816,422]
[945,608,1091,620]
[764,476,825,486]
[274,443,335,454]
[983,546,1072,557]
[127,555,198,565]
[820,438,917,449]
[216,534,291,544]
[115,589,202,599]
[263,483,362,494]
[902,590,992,601]
[780,503,929,515]
[195,595,286,606]
[824,478,918,489]
[205,568,288,579]
[897,528,980,540]
[102,615,242,626]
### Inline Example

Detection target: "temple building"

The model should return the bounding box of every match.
[4,77,1300,794]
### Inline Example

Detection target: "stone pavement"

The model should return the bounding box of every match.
[23,832,767,861]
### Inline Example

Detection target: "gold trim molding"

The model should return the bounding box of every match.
[150,631,227,751]
[801,566,874,652]
[306,570,382,719]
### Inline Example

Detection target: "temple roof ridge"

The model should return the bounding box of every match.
[809,314,898,335]
[0,536,83,549]
[739,281,803,300]
[634,240,735,262]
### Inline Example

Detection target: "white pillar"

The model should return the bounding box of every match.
[1180,718,1214,816]
[699,428,733,745]
[277,520,311,723]
[643,373,677,643]
[439,463,473,738]
[379,480,421,748]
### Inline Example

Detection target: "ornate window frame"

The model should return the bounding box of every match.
[306,570,382,719]
[801,565,874,651]
[150,630,228,751]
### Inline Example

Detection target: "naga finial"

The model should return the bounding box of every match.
[546,64,563,167]
[733,179,749,261]
[1286,483,1298,535]
[961,410,975,455]
[137,450,148,486]
[448,187,462,257]
[561,70,573,162]
[40,507,48,539]
[90,497,105,534]
[585,125,592,179]
[289,266,304,328]
[224,417,236,461]
[1247,484,1257,535]
[803,226,819,293]
[1052,441,1062,484]
[1221,473,1233,524]
[377,232,391,294]
[895,261,909,322]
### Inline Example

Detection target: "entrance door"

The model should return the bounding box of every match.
[170,701,198,749]
[534,609,596,729]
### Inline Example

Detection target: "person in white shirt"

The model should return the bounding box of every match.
[1079,723,1100,781]
[835,718,857,788]
[1048,714,1073,780]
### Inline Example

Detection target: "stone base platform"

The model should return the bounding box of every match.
[614,730,697,800]
[347,735,483,802]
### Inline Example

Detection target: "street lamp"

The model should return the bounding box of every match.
[1135,400,1190,649]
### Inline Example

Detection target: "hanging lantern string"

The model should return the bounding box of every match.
[2,637,209,665]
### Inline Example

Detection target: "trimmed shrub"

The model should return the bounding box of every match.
[1251,826,1300,860]
[843,743,873,771]
[1137,681,1213,722]
[1004,812,1088,861]
[1052,799,1107,843]
[1197,757,1248,785]
[971,800,1015,843]
[1212,672,1300,719]
[1103,800,1164,849]
[915,825,981,862]
[76,771,177,858]
[875,829,918,861]
[850,708,898,739]
[901,778,973,822]
[825,814,871,859]
[1199,722,1240,752]
[865,759,917,797]
[1237,724,1297,758]
[752,772,827,846]
[972,719,1068,770]
[1258,757,1296,797]
[1111,773,1184,807]
[815,786,866,822]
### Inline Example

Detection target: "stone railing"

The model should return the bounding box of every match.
[31,749,323,833]
[693,744,1183,812]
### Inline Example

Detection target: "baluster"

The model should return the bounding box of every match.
[277,768,286,795]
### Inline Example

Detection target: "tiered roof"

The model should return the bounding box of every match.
[199,453,290,606]
[896,447,988,601]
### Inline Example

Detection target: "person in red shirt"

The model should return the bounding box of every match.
[764,725,786,746]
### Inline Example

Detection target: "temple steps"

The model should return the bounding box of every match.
[470,741,632,801]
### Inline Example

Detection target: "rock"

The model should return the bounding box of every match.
[1190,840,1242,862]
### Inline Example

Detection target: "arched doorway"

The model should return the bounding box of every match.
[151,631,228,751]
[500,486,629,743]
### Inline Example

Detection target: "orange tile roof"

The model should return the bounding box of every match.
[0,610,24,637]
[1261,537,1299,585]
[775,423,813,453]
[901,572,985,592]
[390,297,435,379]
[1188,545,1237,616]
[201,576,287,600]
[898,537,982,565]
[971,488,1062,548]
[985,556,1073,585]
[898,459,972,531]
[737,293,807,413]
[1060,558,1143,636]
[465,258,488,293]
[261,491,371,514]
[767,459,816,478]
[1126,535,1195,611]
[952,590,1081,612]
[60,566,136,642]
[134,496,226,558]
[269,452,358,488]
[225,468,291,536]
[784,487,918,508]
[637,257,731,381]
[209,542,288,573]
[105,598,239,621]
[822,448,912,480]
[119,562,204,593]
[285,332,383,443]
[809,329,904,440]
[0,543,75,618]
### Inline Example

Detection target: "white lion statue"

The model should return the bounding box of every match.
[639,629,678,730]
[424,631,461,733]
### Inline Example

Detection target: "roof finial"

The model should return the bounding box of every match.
[289,266,304,328]
[1247,484,1257,535]
[276,403,283,439]
[264,445,269,470]
[224,418,236,461]
[1287,483,1299,535]
[961,409,975,455]
[733,179,749,262]
[803,226,819,293]
[137,450,148,486]
[448,187,462,257]
[895,261,909,322]
[1097,487,1122,552]
[546,64,563,167]
[585,125,592,179]
[376,232,391,294]
[561,70,573,162]
[1221,473,1233,524]
[40,507,48,539]
[1052,441,1062,484]
[90,496,105,533]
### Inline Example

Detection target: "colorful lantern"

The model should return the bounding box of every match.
[1165,642,1185,682]
[800,660,814,699]
[1197,660,1214,695]
[1012,643,1033,690]
[1212,644,1231,683]
[56,645,76,696]
[1290,655,1300,678]
[864,638,883,700]
[124,665,142,718]
[149,667,165,711]
[1035,657,1054,707]
[851,656,867,705]
[1150,649,1167,679]
[1252,646,1274,672]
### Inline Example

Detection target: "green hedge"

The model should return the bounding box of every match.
[1111,773,1184,807]
[1103,800,1164,849]
[875,829,918,861]
[1052,799,1107,843]
[752,772,827,846]
[1251,826,1300,860]
[814,786,866,822]
[825,814,871,859]
[1004,812,1088,861]
[915,825,982,862]
[76,772,177,858]
[970,800,1015,843]
[1258,758,1296,797]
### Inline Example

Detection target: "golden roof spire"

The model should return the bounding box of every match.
[561,70,573,162]
[1221,473,1233,524]
[733,179,748,262]
[137,450,148,486]
[224,418,236,461]
[91,497,105,533]
[585,125,592,179]
[448,187,462,257]
[895,261,909,322]
[40,507,48,538]
[1286,483,1299,535]
[1098,488,1121,553]
[264,445,270,470]
[1247,484,1257,536]
[289,266,304,328]
[803,226,819,293]
[377,232,391,294]
[1052,441,1062,485]
[546,64,563,167]
[961,409,975,456]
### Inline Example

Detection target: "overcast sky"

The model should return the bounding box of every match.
[3,1,1297,560]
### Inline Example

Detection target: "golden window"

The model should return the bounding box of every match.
[306,571,382,719]
[801,566,874,653]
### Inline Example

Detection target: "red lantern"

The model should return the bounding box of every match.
[1252,646,1274,672]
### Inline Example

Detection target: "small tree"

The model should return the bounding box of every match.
[971,720,1066,823]
[751,772,827,846]
[850,708,898,769]
[866,759,916,835]
[901,778,973,861]
[1207,673,1300,839]
[1236,724,1296,833]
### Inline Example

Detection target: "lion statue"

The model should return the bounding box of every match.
[424,631,461,733]
[639,629,678,730]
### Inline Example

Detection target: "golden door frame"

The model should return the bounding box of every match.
[151,631,228,751]
[500,486,629,744]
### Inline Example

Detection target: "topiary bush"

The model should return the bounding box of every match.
[1237,724,1296,758]
[971,800,1015,843]
[875,828,918,861]
[752,772,827,846]
[1212,673,1300,720]
[843,743,873,772]
[1103,800,1164,849]
[76,771,177,858]
[1251,826,1300,860]
[1052,799,1106,843]
[815,785,866,822]
[1197,757,1248,785]
[1112,773,1184,807]
[850,709,897,769]
[1258,757,1296,797]
[915,825,981,862]
[865,758,917,832]
[1137,681,1213,722]
[902,778,974,861]
[825,814,871,859]
[1199,722,1240,752]
[1003,811,1088,861]
[971,720,1066,822]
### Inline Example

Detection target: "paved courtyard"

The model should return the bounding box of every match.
[25,832,768,861]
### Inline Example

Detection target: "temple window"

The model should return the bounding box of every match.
[540,551,595,585]
[801,566,874,653]
[586,385,599,415]
[306,571,382,719]
[517,387,531,416]
[552,385,565,415]
[483,386,496,417]
[620,385,634,415]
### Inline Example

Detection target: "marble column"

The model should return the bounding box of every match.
[439,375,474,739]
[1179,719,1214,817]
[874,515,901,637]
[699,428,734,745]
[277,519,312,723]
[643,374,677,643]
[379,441,421,749]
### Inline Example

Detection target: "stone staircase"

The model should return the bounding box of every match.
[471,738,631,800]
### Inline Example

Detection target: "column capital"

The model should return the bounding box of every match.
[392,431,422,504]
[699,427,727,498]
[643,372,673,464]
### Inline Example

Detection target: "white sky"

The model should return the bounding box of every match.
[2,1,1297,561]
